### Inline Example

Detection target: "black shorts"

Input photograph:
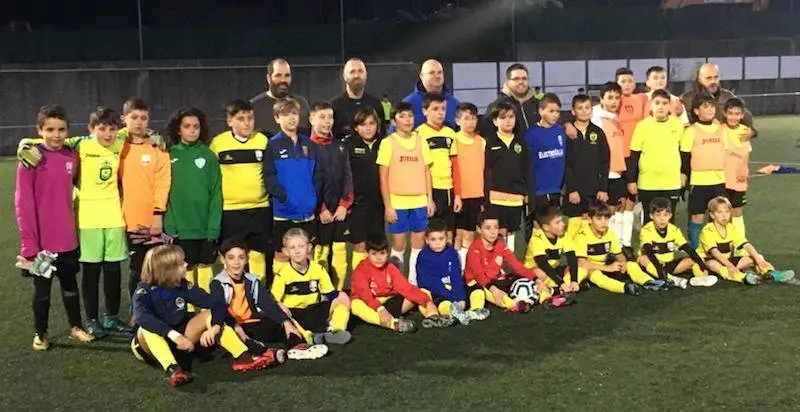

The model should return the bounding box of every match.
[644,258,693,276]
[688,184,727,215]
[455,197,484,231]
[430,290,470,309]
[620,170,637,202]
[467,275,521,295]
[432,188,455,230]
[607,178,628,206]
[638,189,680,223]
[220,207,272,253]
[291,300,331,333]
[485,203,523,231]
[705,256,743,267]
[562,195,596,218]
[173,239,216,267]
[273,219,317,251]
[126,235,156,274]
[381,295,407,318]
[726,189,747,208]
[534,193,562,210]
[317,218,349,246]
[349,202,385,244]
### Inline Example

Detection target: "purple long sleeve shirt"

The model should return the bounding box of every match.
[15,145,79,258]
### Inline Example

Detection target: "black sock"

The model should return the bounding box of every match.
[82,262,102,320]
[58,267,83,329]
[32,276,53,336]
[102,262,122,316]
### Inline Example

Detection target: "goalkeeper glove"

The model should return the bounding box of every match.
[146,129,167,150]
[16,251,59,279]
[17,141,42,168]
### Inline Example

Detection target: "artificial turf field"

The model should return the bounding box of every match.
[1,116,799,411]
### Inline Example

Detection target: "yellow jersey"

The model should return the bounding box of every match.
[638,222,687,263]
[209,131,269,211]
[697,222,748,259]
[630,116,684,191]
[415,123,457,190]
[524,228,574,269]
[574,227,621,265]
[271,260,336,309]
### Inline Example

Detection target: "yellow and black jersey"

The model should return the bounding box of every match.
[574,227,621,265]
[209,131,269,211]
[524,228,575,269]
[698,222,748,259]
[638,222,687,264]
[270,260,336,309]
[416,123,457,190]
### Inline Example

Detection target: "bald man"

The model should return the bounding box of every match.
[402,59,461,129]
[680,63,756,136]
[330,58,383,140]
[250,58,311,136]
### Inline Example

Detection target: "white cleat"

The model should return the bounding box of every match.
[689,275,719,287]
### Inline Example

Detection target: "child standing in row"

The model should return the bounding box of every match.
[451,103,485,267]
[165,107,222,293]
[16,105,95,350]
[377,102,435,284]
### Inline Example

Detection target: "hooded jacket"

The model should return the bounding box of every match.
[402,81,461,130]
[680,86,756,134]
[480,86,540,139]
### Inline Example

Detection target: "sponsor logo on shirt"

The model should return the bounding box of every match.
[399,155,419,162]
[538,148,564,159]
[354,147,366,155]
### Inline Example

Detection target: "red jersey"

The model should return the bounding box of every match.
[464,237,539,287]
[350,260,431,310]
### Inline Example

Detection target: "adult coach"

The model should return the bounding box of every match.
[403,59,460,129]
[331,58,383,139]
[250,58,312,136]
[680,63,757,136]
[480,63,539,138]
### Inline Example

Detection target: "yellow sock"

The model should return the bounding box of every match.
[718,266,745,283]
[185,268,197,312]
[567,217,585,240]
[691,263,704,277]
[196,265,214,292]
[732,216,746,238]
[314,245,331,268]
[331,242,348,290]
[626,262,654,285]
[248,250,266,282]
[351,251,367,273]
[140,328,179,371]
[485,288,516,309]
[469,288,485,309]
[288,318,314,343]
[537,283,552,303]
[438,300,453,315]
[273,259,288,277]
[351,299,383,327]
[645,262,660,277]
[204,315,247,357]
[589,270,626,293]
[329,302,350,331]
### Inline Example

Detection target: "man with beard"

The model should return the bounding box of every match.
[403,59,460,129]
[680,63,756,137]
[331,58,383,140]
[479,63,539,139]
[250,58,312,136]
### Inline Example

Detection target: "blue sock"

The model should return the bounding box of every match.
[688,222,703,249]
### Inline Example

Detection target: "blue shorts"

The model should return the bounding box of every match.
[387,207,428,234]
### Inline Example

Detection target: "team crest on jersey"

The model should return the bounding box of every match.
[194,158,206,169]
[175,297,186,310]
[667,241,676,251]
[446,137,452,147]
[99,162,113,182]
[140,154,152,166]
[624,105,633,113]
[255,150,263,161]
[604,243,610,252]
[65,161,74,174]
[513,143,522,154]
[309,280,318,293]
[557,135,564,146]
[302,145,308,157]
[589,132,598,144]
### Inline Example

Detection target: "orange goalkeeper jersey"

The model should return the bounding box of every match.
[119,141,171,231]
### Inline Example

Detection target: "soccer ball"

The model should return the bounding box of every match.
[509,278,538,304]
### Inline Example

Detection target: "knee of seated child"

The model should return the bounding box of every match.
[334,292,351,307]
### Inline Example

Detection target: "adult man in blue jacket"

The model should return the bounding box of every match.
[403,59,461,130]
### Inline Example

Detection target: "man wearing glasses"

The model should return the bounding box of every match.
[480,63,540,138]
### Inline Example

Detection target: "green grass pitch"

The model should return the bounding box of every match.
[1,117,799,411]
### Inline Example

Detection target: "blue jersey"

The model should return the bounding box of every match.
[525,124,566,196]
[415,245,466,302]
[263,132,321,221]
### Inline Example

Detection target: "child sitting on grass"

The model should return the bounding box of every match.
[350,236,455,332]
[210,239,329,361]
[698,197,795,285]
[416,218,485,326]
[131,245,282,388]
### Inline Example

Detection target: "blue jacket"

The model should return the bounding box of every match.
[403,81,461,130]
[263,132,321,221]
[209,271,288,325]
[525,124,566,196]
[415,245,466,302]
[132,280,227,337]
